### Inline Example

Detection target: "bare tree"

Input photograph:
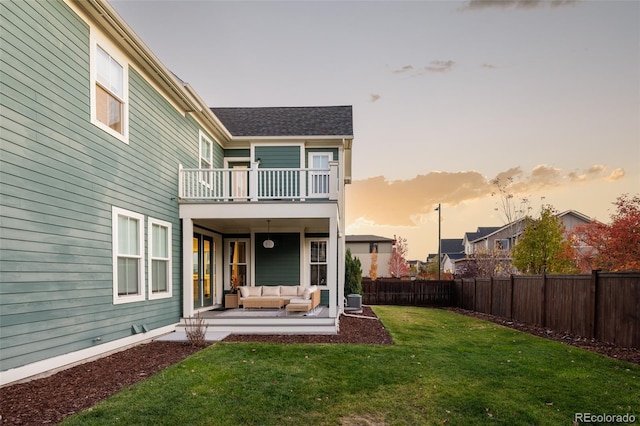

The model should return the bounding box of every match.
[491,177,532,251]
[388,235,410,278]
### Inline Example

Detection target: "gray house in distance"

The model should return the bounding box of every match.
[1,0,354,386]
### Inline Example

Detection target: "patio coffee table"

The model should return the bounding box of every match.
[243,298,285,309]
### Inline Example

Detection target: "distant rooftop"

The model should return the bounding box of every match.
[464,226,502,242]
[211,106,353,137]
[346,235,395,243]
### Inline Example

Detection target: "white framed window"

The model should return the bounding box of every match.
[309,240,328,286]
[225,239,249,290]
[148,218,172,300]
[112,207,145,304]
[494,239,510,251]
[90,31,128,143]
[199,131,213,186]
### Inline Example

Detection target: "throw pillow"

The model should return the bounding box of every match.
[303,288,312,300]
[247,286,262,297]
[280,286,298,296]
[239,286,249,298]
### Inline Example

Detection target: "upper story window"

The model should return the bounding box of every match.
[369,242,379,254]
[494,239,510,251]
[199,131,213,186]
[91,32,128,143]
[200,132,213,169]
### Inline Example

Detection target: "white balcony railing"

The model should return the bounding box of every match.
[179,162,339,202]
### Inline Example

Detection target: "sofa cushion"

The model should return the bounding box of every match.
[239,286,250,298]
[303,288,313,300]
[246,286,262,297]
[261,286,281,297]
[280,286,299,296]
[288,298,311,305]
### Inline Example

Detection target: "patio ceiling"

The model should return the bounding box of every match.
[195,217,330,234]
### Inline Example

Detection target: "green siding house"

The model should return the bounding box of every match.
[0,0,353,386]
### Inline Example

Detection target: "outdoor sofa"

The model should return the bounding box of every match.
[237,285,320,312]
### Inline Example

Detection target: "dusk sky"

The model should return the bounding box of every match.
[111,0,639,259]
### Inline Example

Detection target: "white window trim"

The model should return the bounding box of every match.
[199,131,214,187]
[225,238,250,290]
[112,207,145,304]
[308,239,329,287]
[148,217,172,300]
[199,130,213,169]
[90,29,129,143]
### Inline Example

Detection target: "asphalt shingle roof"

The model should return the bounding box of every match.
[211,106,353,137]
[440,238,464,254]
[465,226,501,242]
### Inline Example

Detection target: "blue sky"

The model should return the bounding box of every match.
[111,0,639,259]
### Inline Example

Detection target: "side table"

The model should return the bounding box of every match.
[225,293,238,309]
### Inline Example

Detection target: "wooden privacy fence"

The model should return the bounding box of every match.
[361,272,639,348]
[453,271,640,348]
[361,278,452,306]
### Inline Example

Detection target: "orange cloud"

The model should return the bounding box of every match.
[347,165,626,226]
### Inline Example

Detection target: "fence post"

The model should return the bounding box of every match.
[473,278,477,312]
[507,274,514,319]
[590,270,599,340]
[541,273,547,328]
[489,275,494,316]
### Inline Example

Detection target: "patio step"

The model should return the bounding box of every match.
[176,316,339,335]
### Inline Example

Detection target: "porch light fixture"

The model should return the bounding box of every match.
[263,220,275,249]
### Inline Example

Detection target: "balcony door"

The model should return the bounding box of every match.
[308,152,332,196]
[228,161,249,200]
[193,233,215,309]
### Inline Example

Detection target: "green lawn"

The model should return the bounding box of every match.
[63,306,639,425]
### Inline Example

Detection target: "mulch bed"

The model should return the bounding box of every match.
[0,307,390,425]
[1,306,636,425]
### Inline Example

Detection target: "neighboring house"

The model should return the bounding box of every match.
[345,235,395,278]
[407,259,424,277]
[0,0,353,386]
[462,227,502,255]
[465,210,591,255]
[439,238,464,274]
[454,210,592,274]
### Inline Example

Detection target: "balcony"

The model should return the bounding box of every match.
[179,161,339,202]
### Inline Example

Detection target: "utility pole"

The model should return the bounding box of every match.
[435,204,441,280]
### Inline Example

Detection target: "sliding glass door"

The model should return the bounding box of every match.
[193,233,214,309]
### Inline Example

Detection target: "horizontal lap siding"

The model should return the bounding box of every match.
[255,146,300,168]
[0,1,201,371]
[254,233,300,285]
